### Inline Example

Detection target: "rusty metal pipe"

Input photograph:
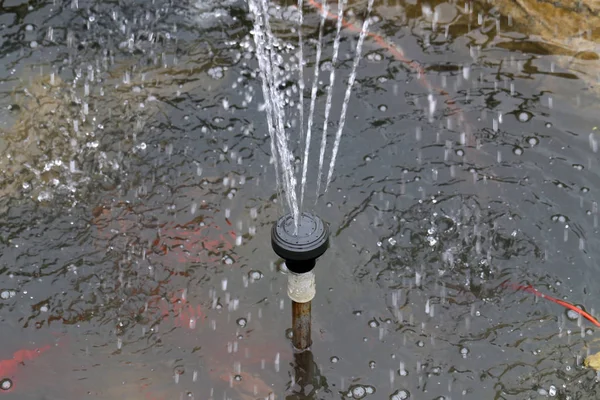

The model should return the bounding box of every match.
[292,300,312,350]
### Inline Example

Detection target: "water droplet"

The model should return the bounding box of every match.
[581,187,590,193]
[545,122,552,128]
[460,347,469,358]
[330,356,339,363]
[236,318,247,327]
[369,360,376,369]
[455,149,464,157]
[572,164,584,171]
[30,41,38,48]
[379,104,388,112]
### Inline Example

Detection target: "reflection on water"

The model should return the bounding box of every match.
[0,0,600,399]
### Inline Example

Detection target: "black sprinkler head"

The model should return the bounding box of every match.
[271,212,329,274]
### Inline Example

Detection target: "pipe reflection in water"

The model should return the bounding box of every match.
[288,350,327,399]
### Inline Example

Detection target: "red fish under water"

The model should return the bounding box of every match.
[0,344,53,393]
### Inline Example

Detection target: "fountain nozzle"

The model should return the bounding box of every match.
[272,212,329,351]
[271,212,329,274]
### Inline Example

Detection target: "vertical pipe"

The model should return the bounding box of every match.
[292,300,312,350]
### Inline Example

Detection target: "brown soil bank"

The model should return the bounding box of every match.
[493,0,600,58]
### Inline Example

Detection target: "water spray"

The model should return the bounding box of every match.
[271,212,329,351]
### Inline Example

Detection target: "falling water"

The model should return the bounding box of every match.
[300,2,327,211]
[315,0,345,200]
[297,0,305,144]
[249,0,373,225]
[324,0,374,192]
[249,0,300,227]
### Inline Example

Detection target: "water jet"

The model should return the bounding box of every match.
[271,212,329,351]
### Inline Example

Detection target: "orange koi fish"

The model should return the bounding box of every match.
[0,344,53,393]
[503,281,600,328]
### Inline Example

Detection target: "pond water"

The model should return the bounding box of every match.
[1,0,600,399]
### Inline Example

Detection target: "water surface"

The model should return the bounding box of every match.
[1,0,599,399]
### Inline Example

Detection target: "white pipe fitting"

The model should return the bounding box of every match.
[287,269,315,303]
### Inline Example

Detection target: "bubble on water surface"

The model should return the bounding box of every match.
[518,112,532,122]
[566,308,582,321]
[390,390,409,400]
[1,379,12,391]
[527,136,539,146]
[368,319,380,328]
[348,385,375,399]
[236,317,247,327]
[551,214,568,223]
[0,290,15,300]
[513,146,523,155]
[248,270,263,281]
[330,356,339,363]
[208,66,224,79]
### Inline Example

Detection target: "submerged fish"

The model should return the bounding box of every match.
[0,344,53,393]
